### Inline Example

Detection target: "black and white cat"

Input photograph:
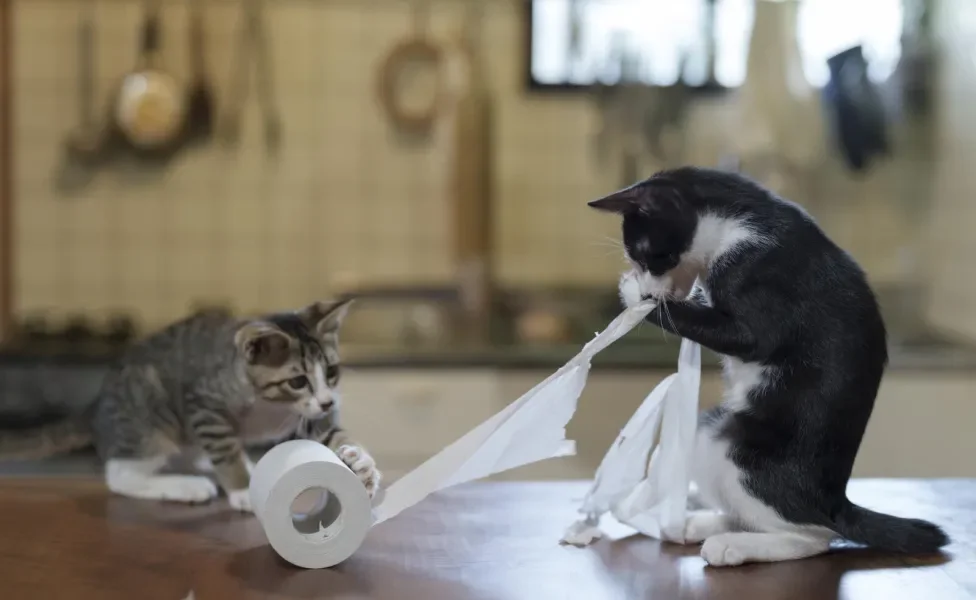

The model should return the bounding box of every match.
[590,167,948,567]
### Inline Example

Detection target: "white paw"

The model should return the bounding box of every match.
[338,445,381,498]
[619,270,643,309]
[701,534,746,567]
[192,455,214,473]
[150,476,219,504]
[683,511,730,544]
[227,488,253,512]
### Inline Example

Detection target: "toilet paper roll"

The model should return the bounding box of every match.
[249,440,372,569]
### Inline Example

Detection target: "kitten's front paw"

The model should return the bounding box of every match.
[148,476,219,504]
[619,270,644,309]
[227,488,253,512]
[338,445,381,498]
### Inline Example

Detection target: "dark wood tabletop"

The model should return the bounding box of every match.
[0,477,973,600]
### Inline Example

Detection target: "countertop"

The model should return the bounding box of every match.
[4,286,975,371]
[0,477,971,599]
[3,337,976,371]
[5,324,976,371]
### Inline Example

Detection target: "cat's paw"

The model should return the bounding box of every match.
[683,511,732,544]
[338,445,381,498]
[618,270,644,309]
[148,476,219,504]
[701,534,747,567]
[227,488,253,512]
[192,455,214,473]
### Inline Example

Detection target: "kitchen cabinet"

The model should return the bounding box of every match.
[341,367,976,482]
[339,370,502,478]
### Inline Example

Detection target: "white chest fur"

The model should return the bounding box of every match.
[721,356,771,413]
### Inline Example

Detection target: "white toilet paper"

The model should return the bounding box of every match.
[249,302,659,568]
[249,441,372,569]
[562,337,701,546]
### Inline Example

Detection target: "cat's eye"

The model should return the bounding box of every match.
[649,252,677,263]
[286,376,309,390]
[325,365,340,381]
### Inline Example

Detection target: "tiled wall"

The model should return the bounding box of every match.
[924,0,976,342]
[8,0,934,330]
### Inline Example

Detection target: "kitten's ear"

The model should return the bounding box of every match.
[234,322,292,367]
[587,182,646,214]
[301,298,354,338]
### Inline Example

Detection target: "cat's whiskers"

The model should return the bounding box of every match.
[593,235,623,250]
[588,237,627,259]
[662,301,679,342]
[656,301,669,342]
[653,292,679,342]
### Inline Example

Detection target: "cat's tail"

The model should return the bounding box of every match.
[832,501,949,554]
[0,417,92,459]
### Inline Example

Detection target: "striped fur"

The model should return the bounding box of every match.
[0,300,380,510]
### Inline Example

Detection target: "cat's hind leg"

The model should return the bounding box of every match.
[693,445,833,565]
[95,365,217,503]
[701,532,831,567]
[689,420,833,564]
[105,456,219,503]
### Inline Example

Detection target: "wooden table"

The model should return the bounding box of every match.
[0,478,973,599]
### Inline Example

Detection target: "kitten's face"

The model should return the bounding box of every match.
[234,299,353,419]
[590,177,702,301]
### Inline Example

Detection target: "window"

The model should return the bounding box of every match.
[526,0,904,90]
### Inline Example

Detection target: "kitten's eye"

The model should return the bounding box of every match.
[286,376,309,390]
[649,252,676,262]
[325,365,340,381]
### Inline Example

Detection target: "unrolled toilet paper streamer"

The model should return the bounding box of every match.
[249,301,700,568]
[562,335,701,546]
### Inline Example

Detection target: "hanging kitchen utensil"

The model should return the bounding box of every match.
[641,66,693,162]
[567,0,585,70]
[698,0,723,93]
[377,0,445,138]
[54,0,101,194]
[182,0,215,147]
[822,45,891,173]
[222,0,282,154]
[113,0,186,155]
[450,2,494,342]
[252,0,281,152]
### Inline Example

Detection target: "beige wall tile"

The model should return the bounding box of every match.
[6,0,957,331]
[924,0,976,342]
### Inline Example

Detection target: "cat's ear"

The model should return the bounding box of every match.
[589,180,678,215]
[587,182,648,214]
[301,298,354,338]
[235,322,292,367]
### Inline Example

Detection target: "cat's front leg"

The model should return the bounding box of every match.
[296,414,381,498]
[321,428,381,498]
[336,443,381,499]
[209,448,254,512]
[649,301,758,359]
[188,408,254,511]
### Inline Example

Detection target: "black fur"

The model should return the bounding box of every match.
[593,167,949,554]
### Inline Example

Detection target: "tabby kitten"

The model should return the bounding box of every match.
[0,300,379,512]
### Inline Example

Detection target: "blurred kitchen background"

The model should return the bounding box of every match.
[0,0,973,481]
